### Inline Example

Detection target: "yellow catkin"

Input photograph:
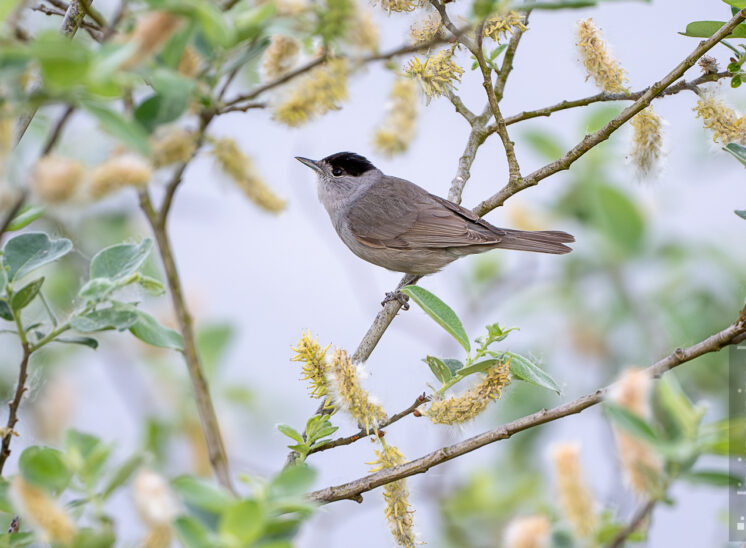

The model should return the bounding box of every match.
[11,477,77,545]
[134,469,178,527]
[89,154,152,199]
[693,91,746,145]
[150,127,196,168]
[609,369,663,497]
[409,11,441,46]
[121,12,182,69]
[405,48,464,102]
[273,59,349,127]
[426,360,511,424]
[327,348,387,434]
[373,0,421,13]
[373,78,419,156]
[291,331,331,399]
[629,106,664,178]
[30,155,85,204]
[177,46,201,77]
[551,443,596,539]
[503,515,551,548]
[369,443,416,547]
[262,35,301,81]
[211,137,286,213]
[483,11,527,42]
[346,6,380,53]
[576,18,628,93]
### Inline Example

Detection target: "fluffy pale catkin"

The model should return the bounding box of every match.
[373,78,419,156]
[576,18,628,93]
[11,477,77,545]
[291,331,331,399]
[369,443,417,547]
[405,48,464,102]
[504,515,551,548]
[550,443,596,538]
[31,155,85,203]
[694,91,746,145]
[629,107,664,179]
[326,348,387,433]
[609,368,663,497]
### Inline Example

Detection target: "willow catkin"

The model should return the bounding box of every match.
[273,59,349,126]
[503,515,551,548]
[262,35,301,80]
[629,106,664,179]
[576,18,628,93]
[30,155,85,204]
[693,90,746,145]
[89,154,152,199]
[369,443,417,547]
[291,331,331,399]
[405,48,464,102]
[550,442,596,538]
[11,477,77,545]
[326,348,387,434]
[373,78,418,156]
[120,12,182,70]
[608,368,663,497]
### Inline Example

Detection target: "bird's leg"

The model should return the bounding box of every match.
[381,274,421,310]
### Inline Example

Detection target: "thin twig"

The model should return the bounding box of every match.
[308,313,746,503]
[41,106,75,155]
[608,499,657,548]
[0,192,27,242]
[474,9,746,215]
[308,394,430,456]
[500,71,731,128]
[139,191,235,494]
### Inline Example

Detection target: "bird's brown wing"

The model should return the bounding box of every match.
[346,176,500,250]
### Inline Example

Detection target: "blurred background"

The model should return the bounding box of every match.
[2,0,746,546]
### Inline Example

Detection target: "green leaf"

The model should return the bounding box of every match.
[71,306,139,332]
[277,424,305,444]
[604,403,659,444]
[6,206,44,232]
[174,516,214,548]
[172,475,235,514]
[55,336,99,349]
[101,454,143,499]
[90,239,153,280]
[655,375,703,441]
[736,209,746,220]
[79,100,150,156]
[505,352,561,393]
[700,417,746,456]
[219,499,265,545]
[138,275,166,296]
[681,20,746,39]
[592,182,645,255]
[0,300,13,321]
[31,30,91,90]
[18,446,72,492]
[682,469,741,487]
[232,2,275,43]
[457,357,503,378]
[135,69,195,133]
[160,23,196,68]
[78,278,117,301]
[129,309,184,350]
[401,285,470,352]
[69,528,116,548]
[0,0,23,21]
[268,464,316,499]
[10,277,43,311]
[723,0,746,8]
[2,232,72,282]
[724,142,746,167]
[424,355,452,384]
[443,358,464,376]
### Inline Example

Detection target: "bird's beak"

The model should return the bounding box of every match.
[295,157,323,174]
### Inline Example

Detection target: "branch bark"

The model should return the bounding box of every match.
[0,345,30,474]
[608,499,656,548]
[139,192,235,494]
[308,313,746,503]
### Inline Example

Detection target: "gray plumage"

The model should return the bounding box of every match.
[296,152,574,277]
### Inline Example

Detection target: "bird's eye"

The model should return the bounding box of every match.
[332,167,343,177]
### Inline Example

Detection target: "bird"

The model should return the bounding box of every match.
[296,152,574,307]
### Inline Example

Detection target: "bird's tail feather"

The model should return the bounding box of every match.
[494,229,575,255]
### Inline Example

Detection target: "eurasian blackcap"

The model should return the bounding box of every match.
[297,152,574,303]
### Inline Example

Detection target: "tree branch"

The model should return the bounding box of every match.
[308,312,746,503]
[307,394,429,456]
[499,71,730,128]
[474,9,746,215]
[608,499,657,548]
[0,345,30,474]
[139,191,235,494]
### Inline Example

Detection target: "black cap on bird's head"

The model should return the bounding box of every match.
[295,152,376,178]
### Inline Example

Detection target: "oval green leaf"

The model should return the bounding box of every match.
[19,446,72,492]
[129,309,184,350]
[681,20,746,38]
[11,277,44,312]
[2,232,72,282]
[90,239,153,281]
[401,285,470,352]
[505,352,561,394]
